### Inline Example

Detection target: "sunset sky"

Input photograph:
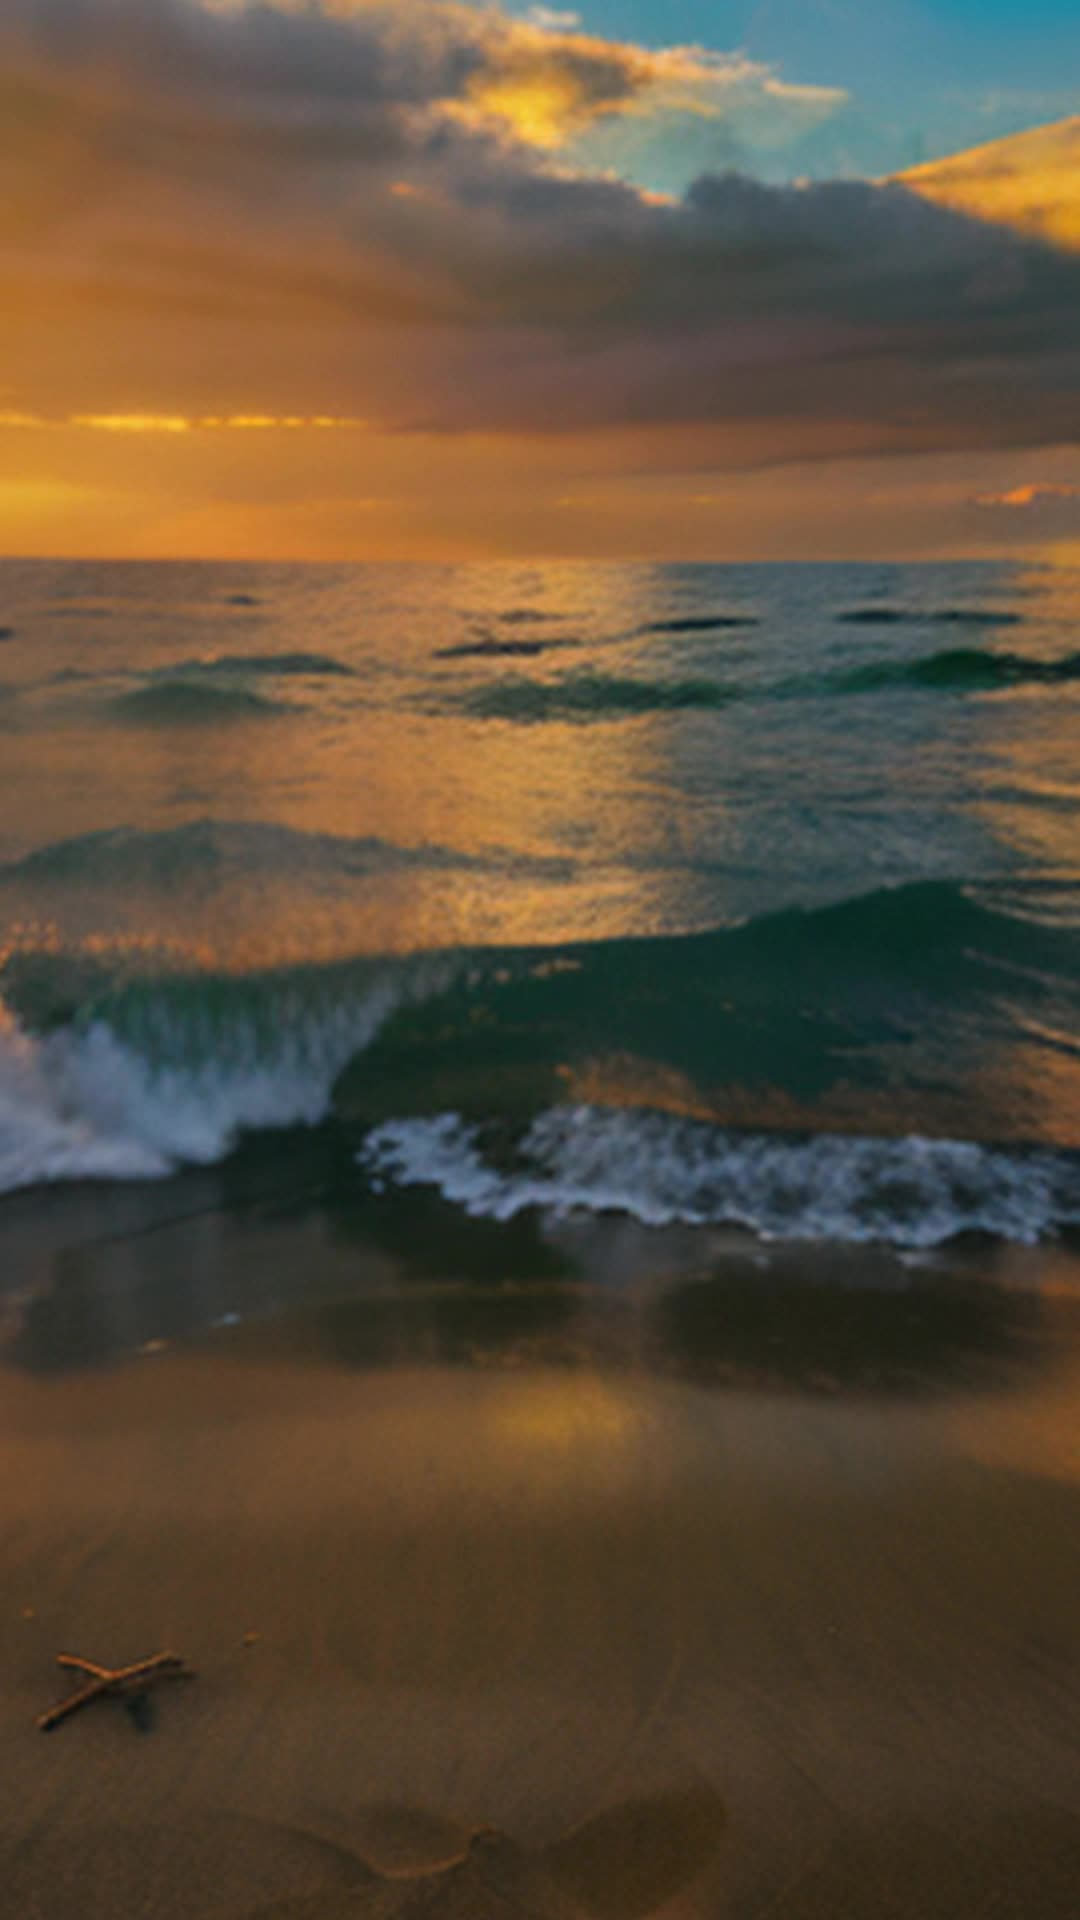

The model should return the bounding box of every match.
[3,0,1079,561]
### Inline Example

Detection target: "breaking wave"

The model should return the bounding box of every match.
[361,1108,1080,1249]
[0,953,446,1195]
[0,878,1077,1244]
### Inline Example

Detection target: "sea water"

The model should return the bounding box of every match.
[0,556,1078,1250]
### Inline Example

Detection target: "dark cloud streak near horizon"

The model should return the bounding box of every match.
[3,0,1079,467]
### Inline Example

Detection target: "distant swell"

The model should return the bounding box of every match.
[460,649,1080,722]
[173,650,352,677]
[463,670,733,722]
[838,607,1024,627]
[435,637,571,660]
[828,647,1080,694]
[362,1109,1080,1249]
[642,615,758,634]
[111,681,289,724]
[0,820,573,896]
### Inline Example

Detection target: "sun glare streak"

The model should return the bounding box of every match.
[73,415,193,436]
[0,413,370,436]
[0,480,95,509]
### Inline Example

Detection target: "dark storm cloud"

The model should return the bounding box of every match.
[7,0,481,110]
[3,0,1079,462]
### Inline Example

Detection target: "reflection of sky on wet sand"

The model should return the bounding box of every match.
[4,1234,1080,1494]
[4,1159,1080,1421]
[3,1339,1078,1920]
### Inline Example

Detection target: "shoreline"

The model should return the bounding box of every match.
[4,1157,1080,1376]
[3,1215,1080,1916]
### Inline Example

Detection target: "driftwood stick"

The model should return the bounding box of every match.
[58,1650,185,1685]
[55,1654,114,1681]
[38,1651,194,1733]
[38,1677,117,1733]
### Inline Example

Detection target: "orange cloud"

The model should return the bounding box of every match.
[2,2,1080,563]
[968,479,1080,541]
[900,116,1080,252]
[447,19,843,153]
[975,483,1080,508]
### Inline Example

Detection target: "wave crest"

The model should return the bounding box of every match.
[362,1108,1080,1249]
[0,959,435,1195]
[464,671,733,722]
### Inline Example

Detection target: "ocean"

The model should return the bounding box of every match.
[1,555,1079,1361]
[5,550,1080,1919]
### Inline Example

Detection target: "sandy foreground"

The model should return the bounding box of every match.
[2,1264,1080,1919]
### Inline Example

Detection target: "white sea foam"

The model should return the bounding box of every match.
[0,1018,168,1193]
[361,1106,1080,1249]
[0,980,402,1196]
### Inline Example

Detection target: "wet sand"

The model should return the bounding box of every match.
[3,1242,1080,1920]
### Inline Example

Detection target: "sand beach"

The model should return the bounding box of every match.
[3,1196,1079,1919]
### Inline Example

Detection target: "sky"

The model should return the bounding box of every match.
[519,0,1080,184]
[2,0,1079,562]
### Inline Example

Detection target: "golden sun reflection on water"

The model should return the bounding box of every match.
[4,561,737,966]
[935,561,1080,1144]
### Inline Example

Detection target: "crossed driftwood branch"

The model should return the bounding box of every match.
[37,1650,196,1733]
